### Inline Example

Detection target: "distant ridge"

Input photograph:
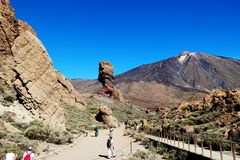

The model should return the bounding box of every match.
[72,51,240,108]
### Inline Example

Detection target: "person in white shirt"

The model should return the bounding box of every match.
[5,148,17,160]
[107,136,116,159]
[22,147,34,160]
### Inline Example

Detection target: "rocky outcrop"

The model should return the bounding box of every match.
[224,125,240,143]
[203,89,240,112]
[0,0,85,130]
[98,61,114,96]
[98,61,124,102]
[95,105,118,127]
[159,89,240,142]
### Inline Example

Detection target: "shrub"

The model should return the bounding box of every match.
[4,94,16,103]
[0,132,6,139]
[24,121,50,141]
[133,133,146,142]
[12,122,29,132]
[126,110,133,114]
[194,127,201,134]
[0,111,15,123]
[132,150,149,159]
[47,131,73,144]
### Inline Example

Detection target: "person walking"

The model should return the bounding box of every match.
[109,127,113,138]
[95,127,99,137]
[22,147,34,160]
[107,136,116,159]
[5,147,17,160]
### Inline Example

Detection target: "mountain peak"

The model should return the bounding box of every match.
[177,51,199,63]
[178,50,191,57]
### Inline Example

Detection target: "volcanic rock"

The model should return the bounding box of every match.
[95,105,118,127]
[98,61,124,102]
[0,0,85,130]
[98,61,114,96]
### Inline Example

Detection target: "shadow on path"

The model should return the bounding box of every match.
[98,155,108,159]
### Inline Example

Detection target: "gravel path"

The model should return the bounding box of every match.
[36,126,149,160]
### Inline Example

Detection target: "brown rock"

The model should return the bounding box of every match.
[224,125,240,143]
[98,61,114,96]
[112,88,124,102]
[95,105,118,127]
[98,61,124,102]
[0,1,85,130]
[183,125,194,133]
[18,20,36,36]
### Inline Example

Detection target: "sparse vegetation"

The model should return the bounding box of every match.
[64,104,100,133]
[24,120,73,145]
[0,79,17,105]
[24,120,50,141]
[0,111,15,123]
[47,131,73,144]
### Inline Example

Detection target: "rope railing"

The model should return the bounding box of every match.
[141,129,239,160]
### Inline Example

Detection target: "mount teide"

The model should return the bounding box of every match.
[72,51,240,108]
[116,51,240,92]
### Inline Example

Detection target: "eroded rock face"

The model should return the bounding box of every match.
[95,105,118,127]
[0,0,85,130]
[98,61,114,96]
[98,61,124,102]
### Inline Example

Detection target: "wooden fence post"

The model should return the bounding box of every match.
[170,134,172,145]
[178,136,180,147]
[231,141,236,160]
[220,140,223,160]
[174,134,176,146]
[194,138,197,154]
[183,137,185,149]
[130,141,133,155]
[210,139,212,159]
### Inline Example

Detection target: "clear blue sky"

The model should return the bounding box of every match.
[11,0,240,79]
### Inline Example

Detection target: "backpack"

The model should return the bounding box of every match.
[23,152,31,160]
[107,139,111,148]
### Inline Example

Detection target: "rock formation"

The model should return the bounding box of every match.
[98,61,124,102]
[98,61,114,96]
[95,105,118,127]
[0,0,85,130]
[159,89,240,142]
[224,125,240,143]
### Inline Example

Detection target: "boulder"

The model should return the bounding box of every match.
[95,105,118,127]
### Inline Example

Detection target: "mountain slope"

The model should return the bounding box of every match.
[116,51,240,92]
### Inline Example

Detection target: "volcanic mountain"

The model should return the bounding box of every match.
[72,51,240,108]
[116,51,240,92]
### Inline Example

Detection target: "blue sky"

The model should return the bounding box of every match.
[11,0,240,79]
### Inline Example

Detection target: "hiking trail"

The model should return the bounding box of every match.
[35,126,158,160]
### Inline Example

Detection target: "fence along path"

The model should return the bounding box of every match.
[144,131,240,160]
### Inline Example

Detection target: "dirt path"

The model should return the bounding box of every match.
[36,126,149,160]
